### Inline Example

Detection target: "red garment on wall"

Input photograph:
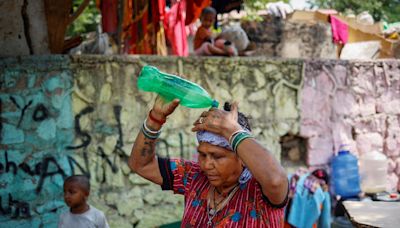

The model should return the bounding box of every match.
[185,0,211,25]
[164,0,188,56]
[123,0,166,54]
[97,0,167,54]
[98,0,118,34]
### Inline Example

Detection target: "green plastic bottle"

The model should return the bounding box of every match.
[137,65,219,108]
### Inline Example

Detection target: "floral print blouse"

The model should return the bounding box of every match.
[158,158,287,227]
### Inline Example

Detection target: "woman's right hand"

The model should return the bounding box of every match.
[147,96,180,130]
[191,102,242,140]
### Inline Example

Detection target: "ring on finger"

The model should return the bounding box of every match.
[199,117,204,124]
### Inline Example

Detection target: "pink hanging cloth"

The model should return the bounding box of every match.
[330,15,349,44]
[164,0,189,56]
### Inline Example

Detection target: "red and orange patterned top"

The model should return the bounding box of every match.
[158,158,287,228]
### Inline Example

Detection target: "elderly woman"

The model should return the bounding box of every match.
[129,97,288,227]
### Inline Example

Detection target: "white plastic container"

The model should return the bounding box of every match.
[359,150,388,193]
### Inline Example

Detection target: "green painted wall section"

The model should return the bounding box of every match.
[0,56,74,227]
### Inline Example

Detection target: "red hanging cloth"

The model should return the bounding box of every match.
[98,0,118,34]
[123,0,166,54]
[185,0,211,25]
[164,0,188,56]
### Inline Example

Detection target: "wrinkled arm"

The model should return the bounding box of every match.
[235,138,288,205]
[128,97,179,185]
[129,119,163,185]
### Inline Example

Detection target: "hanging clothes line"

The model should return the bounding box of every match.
[97,0,211,56]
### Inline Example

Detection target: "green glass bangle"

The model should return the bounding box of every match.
[231,132,253,153]
[232,132,248,145]
[228,130,247,145]
[231,132,245,146]
[233,135,253,153]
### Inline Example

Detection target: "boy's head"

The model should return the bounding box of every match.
[200,7,216,29]
[63,175,90,209]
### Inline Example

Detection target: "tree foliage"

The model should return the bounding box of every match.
[244,0,289,11]
[66,0,101,37]
[242,0,289,21]
[309,0,400,23]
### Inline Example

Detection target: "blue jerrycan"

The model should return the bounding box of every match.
[331,144,361,198]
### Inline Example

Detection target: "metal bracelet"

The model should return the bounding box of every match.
[143,117,162,135]
[141,123,160,139]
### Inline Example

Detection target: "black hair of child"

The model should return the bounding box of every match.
[64,175,90,192]
[201,6,217,18]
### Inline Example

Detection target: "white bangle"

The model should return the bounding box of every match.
[143,117,162,135]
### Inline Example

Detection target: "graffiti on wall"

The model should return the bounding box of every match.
[0,70,74,225]
[66,104,191,182]
[66,105,124,182]
[1,100,191,223]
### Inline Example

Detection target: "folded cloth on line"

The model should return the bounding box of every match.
[330,15,348,44]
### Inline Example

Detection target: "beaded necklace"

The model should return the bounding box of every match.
[206,184,240,226]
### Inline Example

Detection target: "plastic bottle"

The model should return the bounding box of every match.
[137,65,219,108]
[331,144,361,198]
[359,150,388,193]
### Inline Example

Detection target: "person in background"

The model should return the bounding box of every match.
[129,96,289,227]
[59,175,110,228]
[194,7,237,56]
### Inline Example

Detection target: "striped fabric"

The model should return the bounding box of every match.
[160,158,285,227]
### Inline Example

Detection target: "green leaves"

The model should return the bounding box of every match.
[309,0,400,23]
[243,0,289,21]
[244,0,289,11]
[66,0,101,37]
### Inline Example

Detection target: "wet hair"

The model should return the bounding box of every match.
[64,175,90,192]
[201,6,217,18]
[223,102,251,132]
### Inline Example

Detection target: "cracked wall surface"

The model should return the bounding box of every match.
[301,60,400,192]
[242,16,336,59]
[0,0,49,56]
[1,55,399,227]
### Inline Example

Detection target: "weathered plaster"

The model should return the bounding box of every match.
[301,60,400,191]
[0,0,50,56]
[0,56,74,227]
[242,16,336,59]
[1,55,400,227]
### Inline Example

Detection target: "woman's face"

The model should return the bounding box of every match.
[197,142,243,188]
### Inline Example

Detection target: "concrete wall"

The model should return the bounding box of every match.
[0,0,49,56]
[1,55,400,227]
[0,56,73,227]
[242,15,337,59]
[301,60,400,191]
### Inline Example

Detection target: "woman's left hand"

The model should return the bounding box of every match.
[191,102,242,139]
